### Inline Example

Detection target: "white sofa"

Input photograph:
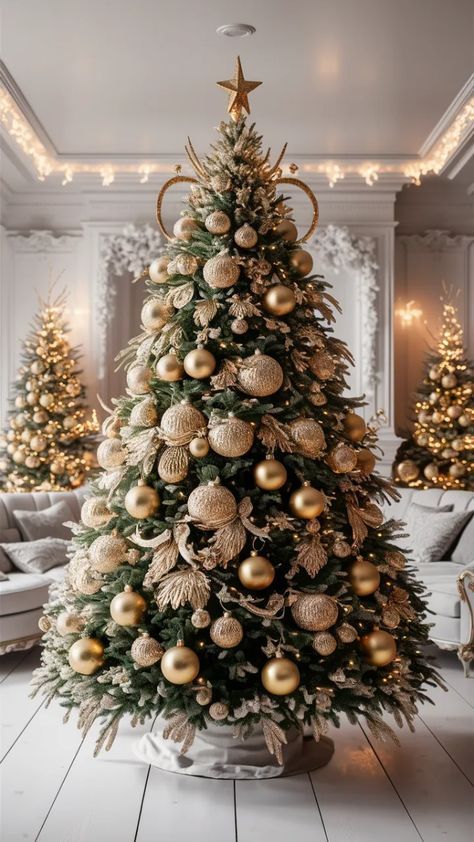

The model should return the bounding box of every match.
[382,487,474,675]
[0,489,86,654]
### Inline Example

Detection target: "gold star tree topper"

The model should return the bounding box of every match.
[217,57,262,121]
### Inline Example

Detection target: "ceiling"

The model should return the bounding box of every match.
[1,0,473,160]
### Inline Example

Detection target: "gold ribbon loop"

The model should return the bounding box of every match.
[275,177,319,243]
[156,176,199,240]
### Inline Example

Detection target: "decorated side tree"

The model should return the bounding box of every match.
[32,62,439,762]
[0,291,99,492]
[393,297,473,489]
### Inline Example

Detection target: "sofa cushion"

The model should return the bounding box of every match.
[0,538,70,575]
[13,500,75,541]
[0,488,87,533]
[406,506,472,563]
[451,513,474,566]
[0,572,50,616]
[425,580,460,618]
[0,528,21,573]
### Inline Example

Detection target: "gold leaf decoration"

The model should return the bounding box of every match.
[162,711,196,755]
[210,359,240,390]
[165,283,195,309]
[193,299,219,327]
[228,294,260,319]
[155,567,210,610]
[346,501,368,547]
[262,718,287,765]
[257,414,294,453]
[288,533,328,579]
[143,533,179,588]
[201,519,247,569]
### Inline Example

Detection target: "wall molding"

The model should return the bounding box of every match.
[6,228,81,252]
[397,228,474,250]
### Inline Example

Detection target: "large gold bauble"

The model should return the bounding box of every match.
[81,496,113,529]
[158,445,189,483]
[110,586,146,627]
[156,353,184,381]
[208,416,254,457]
[33,410,48,424]
[429,366,441,381]
[424,463,439,480]
[447,405,462,420]
[131,633,164,667]
[289,484,325,519]
[149,255,170,284]
[68,638,104,675]
[205,210,231,235]
[261,657,300,695]
[289,417,325,458]
[431,411,444,424]
[356,448,376,474]
[309,352,335,380]
[141,298,173,332]
[183,348,216,379]
[126,365,153,395]
[39,393,54,408]
[291,593,339,631]
[13,449,26,464]
[449,462,466,478]
[289,249,313,277]
[349,559,381,596]
[275,219,298,243]
[210,613,243,648]
[124,482,160,519]
[15,395,26,409]
[187,482,238,529]
[56,611,85,637]
[359,629,397,667]
[25,455,40,469]
[173,216,200,241]
[97,438,126,470]
[237,353,284,397]
[174,253,198,276]
[458,414,470,427]
[130,398,159,428]
[203,254,240,289]
[327,443,358,474]
[189,437,210,458]
[191,608,211,628]
[254,458,287,490]
[238,552,275,590]
[161,642,200,684]
[160,402,206,444]
[30,435,47,452]
[89,533,127,573]
[441,373,457,389]
[343,413,366,442]
[452,437,464,452]
[263,284,296,316]
[234,223,258,249]
[312,631,337,656]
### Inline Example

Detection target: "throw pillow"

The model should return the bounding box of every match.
[13,501,74,541]
[0,528,21,573]
[395,503,454,553]
[406,506,472,564]
[0,538,70,574]
[450,512,474,565]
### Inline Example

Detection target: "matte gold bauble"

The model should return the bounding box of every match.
[110,585,146,626]
[30,360,45,375]
[30,435,47,452]
[312,631,337,656]
[68,638,105,675]
[81,496,113,529]
[447,405,462,420]
[261,656,300,695]
[452,438,464,452]
[289,484,325,519]
[327,442,358,474]
[441,447,456,459]
[458,413,470,427]
[161,641,200,684]
[174,253,198,276]
[431,411,443,424]
[210,613,243,648]
[56,611,85,636]
[89,533,127,573]
[203,253,240,289]
[126,365,153,395]
[449,462,466,478]
[158,445,189,483]
[275,219,298,242]
[39,393,53,408]
[205,210,231,235]
[131,633,164,667]
[343,413,366,442]
[173,216,200,241]
[441,373,457,389]
[97,438,126,470]
[309,351,336,380]
[423,463,439,480]
[349,558,381,596]
[429,366,441,381]
[25,455,40,469]
[291,593,339,631]
[209,702,230,720]
[15,395,26,409]
[359,629,397,667]
[356,448,376,474]
[254,457,287,490]
[191,608,211,628]
[262,284,296,316]
[160,402,206,444]
[189,437,210,458]
[238,552,275,590]
[33,410,48,424]
[149,256,170,284]
[289,249,313,277]
[183,348,216,379]
[130,398,158,428]
[63,415,75,431]
[50,460,64,475]
[237,352,284,397]
[234,223,258,249]
[125,482,160,519]
[231,318,248,334]
[208,416,254,457]
[13,449,26,464]
[187,482,238,529]
[156,353,184,381]
[289,417,325,458]
[141,298,173,332]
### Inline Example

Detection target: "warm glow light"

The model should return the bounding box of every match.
[396,300,423,327]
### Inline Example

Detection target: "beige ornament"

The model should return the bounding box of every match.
[196,687,213,705]
[327,442,358,474]
[208,415,254,457]
[449,462,466,478]
[291,593,339,631]
[238,552,275,590]
[30,435,47,452]
[423,463,439,480]
[452,438,464,452]
[149,256,170,284]
[81,496,113,529]
[263,284,296,316]
[289,484,325,519]
[447,405,463,420]
[191,609,211,628]
[261,656,300,695]
[13,449,26,464]
[97,438,126,470]
[332,538,352,558]
[160,402,206,445]
[102,414,121,438]
[183,348,216,379]
[89,533,127,573]
[141,298,173,332]
[173,216,200,241]
[187,482,238,529]
[189,437,210,458]
[231,318,248,334]
[68,638,104,675]
[209,702,230,721]
[174,253,198,276]
[441,373,457,389]
[458,414,470,427]
[254,457,287,490]
[33,410,49,424]
[396,460,420,483]
[56,611,85,637]
[130,398,159,427]
[127,365,153,395]
[312,631,337,655]
[161,641,200,684]
[125,482,160,519]
[210,613,243,648]
[203,254,240,289]
[158,445,189,483]
[73,566,103,595]
[110,585,146,626]
[289,417,325,458]
[237,352,284,397]
[234,223,258,249]
[211,173,232,192]
[131,633,164,667]
[336,623,358,643]
[156,353,184,382]
[275,219,298,242]
[25,455,40,469]
[205,211,231,235]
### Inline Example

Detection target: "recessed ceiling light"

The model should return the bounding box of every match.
[216,23,256,38]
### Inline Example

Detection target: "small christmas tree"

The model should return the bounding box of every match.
[393,295,473,489]
[0,291,99,492]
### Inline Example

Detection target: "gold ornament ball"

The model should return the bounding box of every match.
[238,552,275,590]
[30,435,47,452]
[175,253,198,276]
[205,210,231,235]
[417,433,429,447]
[131,633,164,667]
[39,393,53,408]
[360,629,397,667]
[327,442,358,474]
[291,593,339,631]
[313,631,337,656]
[231,318,248,334]
[56,611,85,636]
[50,460,64,475]
[30,360,44,375]
[429,366,441,381]
[13,449,26,464]
[349,559,381,596]
[263,284,296,316]
[158,445,189,483]
[25,455,40,469]
[183,348,216,379]
[429,391,439,404]
[89,533,127,573]
[458,414,470,427]
[449,462,466,478]
[254,458,287,490]
[289,484,325,519]
[149,256,170,284]
[289,417,325,458]
[261,656,300,695]
[441,373,457,389]
[130,398,158,428]
[191,608,211,628]
[275,219,298,243]
[289,249,313,277]
[203,253,240,289]
[160,402,206,444]
[33,410,48,424]
[110,586,146,627]
[127,365,153,395]
[333,538,352,558]
[97,438,126,470]
[15,395,26,409]
[423,463,439,480]
[442,447,456,458]
[431,411,444,424]
[141,298,172,332]
[68,638,105,675]
[161,642,200,684]
[209,702,229,721]
[173,216,200,241]
[26,391,38,406]
[397,460,420,483]
[189,437,210,458]
[156,353,184,382]
[337,623,358,643]
[81,496,113,529]
[210,613,244,648]
[234,223,258,249]
[124,482,160,519]
[356,448,376,474]
[343,413,366,443]
[447,405,462,420]
[63,415,75,431]
[208,416,254,457]
[187,483,238,529]
[237,352,284,397]
[452,438,464,452]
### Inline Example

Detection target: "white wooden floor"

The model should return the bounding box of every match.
[1,647,473,842]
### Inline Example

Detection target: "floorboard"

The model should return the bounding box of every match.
[432,649,474,708]
[0,649,29,683]
[0,647,44,761]
[235,774,327,842]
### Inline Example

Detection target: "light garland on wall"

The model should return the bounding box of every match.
[395,300,423,327]
[0,83,473,188]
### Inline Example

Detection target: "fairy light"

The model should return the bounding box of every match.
[395,300,423,327]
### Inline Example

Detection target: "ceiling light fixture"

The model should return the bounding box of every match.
[216,23,256,38]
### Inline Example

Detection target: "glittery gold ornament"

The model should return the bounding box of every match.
[196,687,213,705]
[174,253,198,276]
[205,210,231,235]
[187,482,237,528]
[343,413,366,443]
[161,641,200,684]
[336,623,358,643]
[141,298,173,332]
[149,256,170,284]
[349,558,381,596]
[68,638,104,675]
[33,410,48,424]
[261,656,300,695]
[447,405,462,420]
[289,249,313,277]
[74,566,103,595]
[191,608,211,628]
[208,416,254,457]
[25,455,40,469]
[30,435,47,452]
[189,437,210,458]
[291,593,338,631]
[254,457,287,490]
[423,463,439,480]
[356,448,376,474]
[309,352,335,380]
[289,484,325,519]
[160,402,206,445]
[441,373,457,389]
[125,481,160,519]
[203,253,240,289]
[183,347,216,379]
[312,631,337,655]
[110,585,146,626]
[173,216,200,241]
[237,352,284,397]
[449,462,466,478]
[130,398,158,427]
[231,318,248,334]
[127,365,153,395]
[275,219,298,242]
[38,615,51,633]
[332,538,351,558]
[210,613,243,648]
[263,284,296,316]
[131,633,164,667]
[89,533,127,573]
[56,611,85,636]
[360,629,397,667]
[417,433,429,447]
[327,442,358,474]
[102,414,121,438]
[289,417,325,458]
[81,496,113,529]
[158,445,189,483]
[156,353,184,381]
[207,702,229,720]
[452,438,464,452]
[97,438,126,470]
[238,552,275,590]
[397,460,420,483]
[234,223,258,249]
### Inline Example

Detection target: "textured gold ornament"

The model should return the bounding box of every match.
[187,482,238,529]
[291,593,339,631]
[160,402,206,445]
[81,496,113,529]
[217,56,262,121]
[275,219,298,243]
[397,459,420,483]
[97,438,126,470]
[158,445,189,483]
[13,449,26,464]
[191,608,211,628]
[89,533,127,573]
[449,462,466,478]
[156,353,184,381]
[149,255,170,284]
[196,687,213,705]
[131,633,164,667]
[210,613,243,648]
[141,298,173,332]
[205,211,231,235]
[254,457,287,490]
[130,398,159,427]
[343,413,366,443]
[327,442,358,474]
[73,566,103,595]
[30,435,47,452]
[349,558,381,596]
[174,253,198,276]
[263,284,296,316]
[189,437,210,458]
[238,552,275,590]
[309,352,335,380]
[356,448,376,474]
[56,611,85,636]
[110,585,146,626]
[208,416,254,457]
[173,216,200,241]
[161,641,200,684]
[68,638,105,675]
[238,352,284,397]
[183,348,216,379]
[441,373,457,389]
[231,318,248,334]
[332,538,352,558]
[125,482,160,519]
[447,405,462,420]
[289,484,325,519]
[234,223,258,249]
[203,253,240,289]
[33,410,48,423]
[289,417,325,458]
[127,365,153,395]
[289,248,313,276]
[359,629,397,667]
[385,550,406,570]
[336,623,358,643]
[312,631,337,655]
[261,656,300,695]
[205,701,228,722]
[424,463,439,480]
[25,455,40,469]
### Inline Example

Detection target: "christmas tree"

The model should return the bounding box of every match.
[0,291,99,492]
[393,296,473,489]
[32,61,439,761]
